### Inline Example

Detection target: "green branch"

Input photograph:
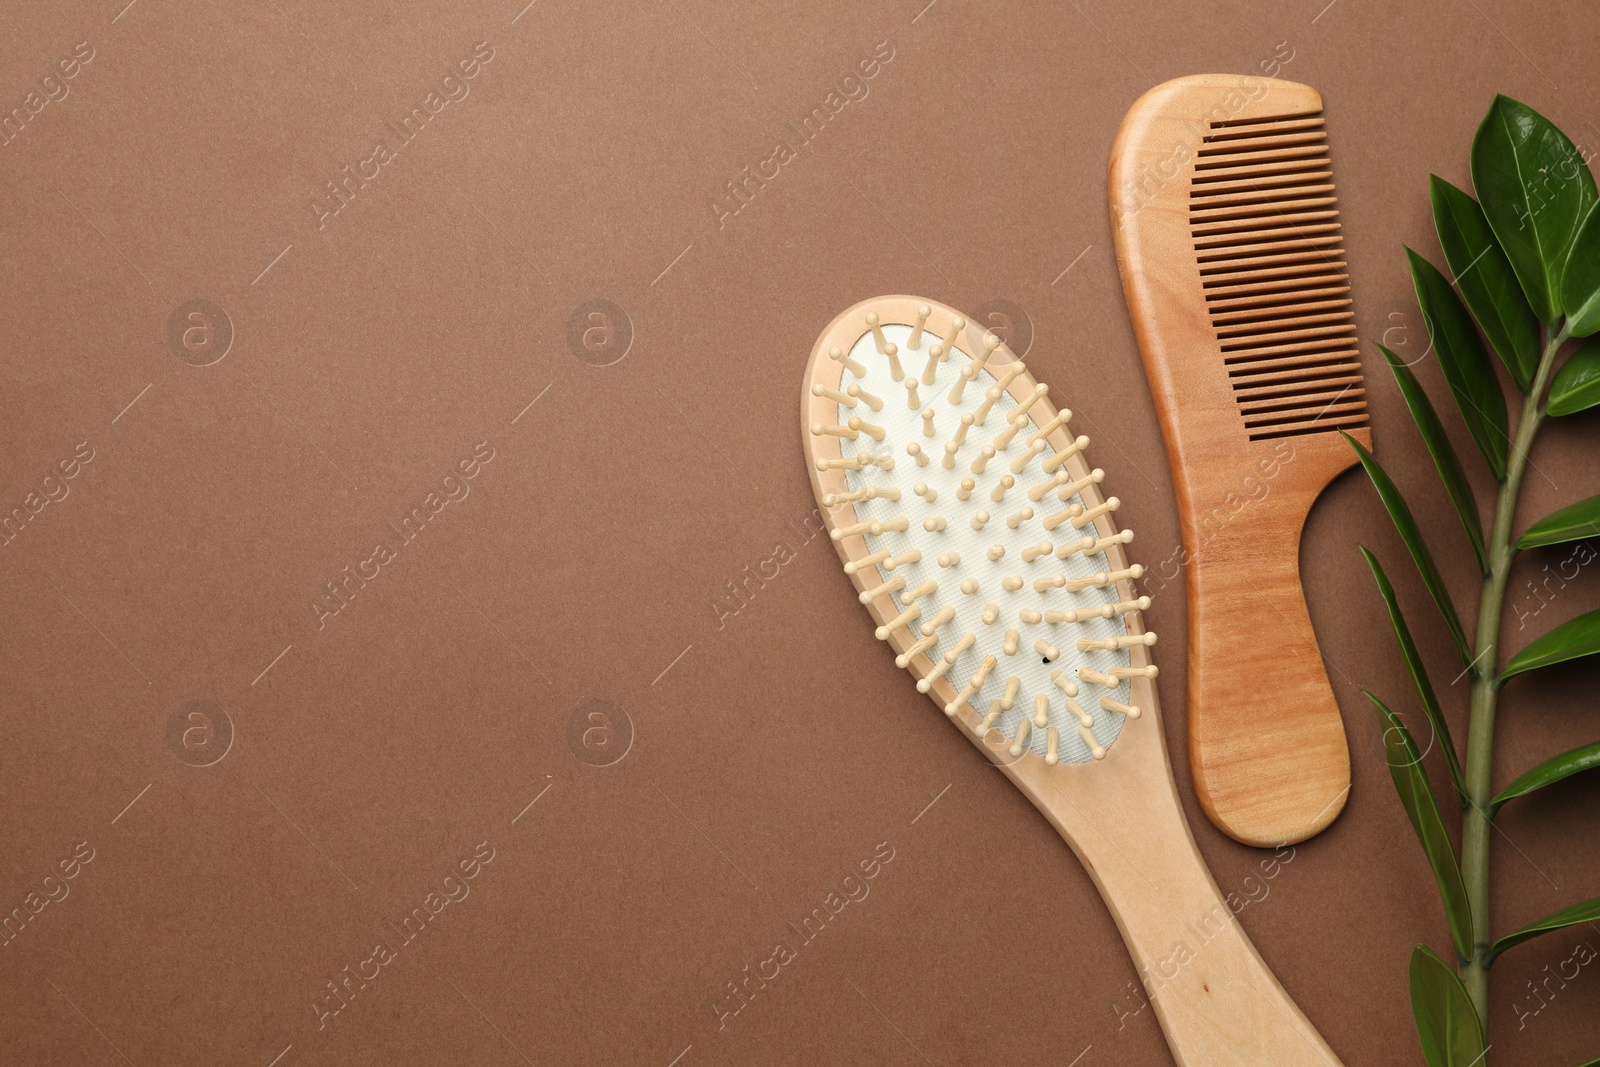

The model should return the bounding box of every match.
[1355,95,1598,1065]
[1458,322,1569,1018]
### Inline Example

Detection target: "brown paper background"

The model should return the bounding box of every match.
[3,0,1599,1064]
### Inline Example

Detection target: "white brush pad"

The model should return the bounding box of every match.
[837,324,1137,763]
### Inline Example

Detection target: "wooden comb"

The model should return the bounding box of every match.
[803,296,1342,1065]
[1109,75,1369,847]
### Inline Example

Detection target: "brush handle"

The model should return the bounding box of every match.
[1080,822,1341,1066]
[1029,731,1342,1067]
[1183,494,1352,847]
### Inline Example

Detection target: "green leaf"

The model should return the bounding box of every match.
[1549,336,1600,415]
[1492,896,1600,958]
[1359,545,1466,799]
[1502,606,1600,681]
[1493,739,1600,808]
[1564,207,1600,336]
[1410,944,1486,1067]
[1378,344,1487,573]
[1407,248,1510,480]
[1431,175,1542,388]
[1368,692,1475,959]
[1471,94,1599,323]
[1518,493,1600,549]
[1344,434,1473,664]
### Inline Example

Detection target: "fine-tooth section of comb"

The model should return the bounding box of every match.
[1111,75,1367,850]
[802,297,1344,1066]
[1189,111,1369,440]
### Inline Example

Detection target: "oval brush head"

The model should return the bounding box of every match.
[803,297,1156,765]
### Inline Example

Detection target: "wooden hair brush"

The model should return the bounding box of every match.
[802,296,1341,1066]
[1109,75,1369,848]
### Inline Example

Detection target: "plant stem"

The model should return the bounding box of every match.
[1458,324,1569,1024]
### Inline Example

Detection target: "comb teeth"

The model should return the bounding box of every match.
[1188,112,1369,441]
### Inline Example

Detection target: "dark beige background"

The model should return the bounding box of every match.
[3,0,1599,1064]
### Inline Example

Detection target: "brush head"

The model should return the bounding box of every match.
[803,297,1157,765]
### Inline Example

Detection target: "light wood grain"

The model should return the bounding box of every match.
[802,296,1343,1067]
[1109,75,1369,848]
